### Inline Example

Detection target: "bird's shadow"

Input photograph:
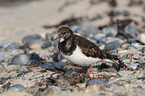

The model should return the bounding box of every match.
[38,61,113,74]
[38,62,94,73]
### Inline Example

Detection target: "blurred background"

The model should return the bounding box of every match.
[0,0,144,44]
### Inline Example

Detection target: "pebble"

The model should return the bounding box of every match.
[70,25,100,35]
[8,84,26,92]
[129,63,140,70]
[141,47,145,53]
[29,39,45,49]
[86,79,107,87]
[105,37,124,49]
[17,67,30,75]
[41,41,52,49]
[102,27,117,37]
[93,33,106,41]
[108,81,121,86]
[0,51,5,62]
[0,42,21,51]
[9,52,41,66]
[118,50,128,54]
[30,43,42,50]
[9,54,30,66]
[22,34,42,44]
[53,52,64,62]
[138,33,145,43]
[125,25,137,36]
[117,71,130,77]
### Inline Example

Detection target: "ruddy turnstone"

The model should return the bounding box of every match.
[56,26,125,75]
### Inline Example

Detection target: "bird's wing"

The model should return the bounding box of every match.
[76,36,108,59]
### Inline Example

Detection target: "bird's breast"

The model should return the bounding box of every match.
[60,46,102,65]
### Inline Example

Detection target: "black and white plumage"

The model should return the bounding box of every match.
[57,26,126,71]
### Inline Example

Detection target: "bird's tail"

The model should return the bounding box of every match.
[105,52,127,71]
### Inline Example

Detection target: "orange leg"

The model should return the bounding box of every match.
[64,65,82,69]
[86,65,92,75]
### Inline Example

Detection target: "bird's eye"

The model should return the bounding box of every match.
[62,31,66,34]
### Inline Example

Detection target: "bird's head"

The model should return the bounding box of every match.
[56,27,73,40]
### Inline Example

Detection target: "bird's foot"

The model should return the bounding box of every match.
[86,65,92,75]
[63,65,82,69]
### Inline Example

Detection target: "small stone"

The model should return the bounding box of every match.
[9,54,30,66]
[8,84,26,92]
[0,51,5,62]
[141,47,145,53]
[105,37,124,49]
[29,39,45,49]
[117,71,129,77]
[17,67,30,75]
[0,42,21,51]
[53,52,64,62]
[41,41,52,49]
[93,33,106,41]
[138,33,145,43]
[99,93,109,96]
[102,27,117,37]
[125,25,137,37]
[70,25,100,35]
[108,81,121,86]
[30,43,42,50]
[22,34,42,44]
[86,79,107,87]
[9,52,41,66]
[129,63,140,69]
[118,50,128,54]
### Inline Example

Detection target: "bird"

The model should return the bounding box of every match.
[56,26,126,75]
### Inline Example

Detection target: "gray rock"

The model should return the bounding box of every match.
[125,25,137,36]
[0,42,21,51]
[41,41,52,49]
[141,47,145,53]
[108,81,121,86]
[53,52,64,62]
[0,51,5,62]
[102,27,117,37]
[117,71,129,77]
[129,63,140,69]
[98,93,109,96]
[86,79,107,87]
[105,37,124,49]
[9,52,41,66]
[29,39,44,46]
[22,34,42,44]
[29,39,45,49]
[9,54,30,66]
[138,33,145,43]
[70,25,100,35]
[8,84,26,92]
[17,67,30,75]
[93,33,106,41]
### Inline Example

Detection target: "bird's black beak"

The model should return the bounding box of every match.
[55,35,59,40]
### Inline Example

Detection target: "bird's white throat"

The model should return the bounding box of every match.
[59,38,65,42]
